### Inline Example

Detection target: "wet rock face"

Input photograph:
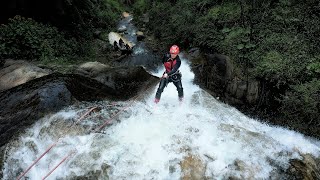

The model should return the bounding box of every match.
[75,64,159,99]
[180,154,206,179]
[0,74,71,147]
[0,73,119,147]
[191,53,234,97]
[286,154,320,180]
[190,52,260,106]
[63,73,119,101]
[0,59,52,92]
[107,66,158,99]
[0,64,158,147]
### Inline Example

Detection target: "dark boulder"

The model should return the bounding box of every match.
[0,62,159,155]
[75,63,159,100]
[0,73,119,147]
[191,53,260,106]
[286,154,320,179]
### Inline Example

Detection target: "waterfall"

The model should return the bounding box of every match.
[2,55,320,179]
[2,13,319,180]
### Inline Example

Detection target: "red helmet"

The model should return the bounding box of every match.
[170,45,180,54]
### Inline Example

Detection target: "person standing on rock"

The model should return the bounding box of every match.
[154,45,184,103]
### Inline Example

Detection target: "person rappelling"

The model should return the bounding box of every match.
[154,45,184,104]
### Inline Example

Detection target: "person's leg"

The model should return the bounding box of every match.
[155,78,167,102]
[173,80,184,100]
[113,41,119,51]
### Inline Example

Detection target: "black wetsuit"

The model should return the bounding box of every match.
[155,54,184,100]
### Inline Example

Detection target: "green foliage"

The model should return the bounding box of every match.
[0,16,77,60]
[307,62,320,74]
[147,2,172,40]
[148,0,216,48]
[63,0,124,38]
[207,3,243,22]
[132,0,151,15]
[252,31,311,86]
[305,56,320,83]
[280,79,320,124]
[169,8,197,45]
[0,0,124,61]
[65,0,121,26]
[96,0,124,28]
[253,51,291,86]
[222,27,251,58]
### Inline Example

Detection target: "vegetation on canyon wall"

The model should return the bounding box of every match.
[0,0,319,134]
[137,0,319,131]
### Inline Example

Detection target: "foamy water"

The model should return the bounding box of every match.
[2,55,320,179]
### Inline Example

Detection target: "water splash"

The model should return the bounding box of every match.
[3,56,319,180]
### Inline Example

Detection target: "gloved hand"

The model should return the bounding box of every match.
[162,73,168,78]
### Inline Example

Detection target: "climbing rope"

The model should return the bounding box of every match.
[41,82,157,179]
[41,150,77,180]
[17,107,98,180]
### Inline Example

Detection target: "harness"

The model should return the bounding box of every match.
[164,58,176,72]
[164,58,182,82]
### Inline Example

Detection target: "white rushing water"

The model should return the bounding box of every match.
[3,54,320,179]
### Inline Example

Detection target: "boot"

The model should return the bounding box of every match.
[154,98,160,104]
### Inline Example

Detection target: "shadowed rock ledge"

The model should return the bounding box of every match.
[0,65,158,147]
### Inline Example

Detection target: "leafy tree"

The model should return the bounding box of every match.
[0,16,77,60]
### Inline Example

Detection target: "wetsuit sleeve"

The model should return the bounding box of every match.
[167,56,181,76]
